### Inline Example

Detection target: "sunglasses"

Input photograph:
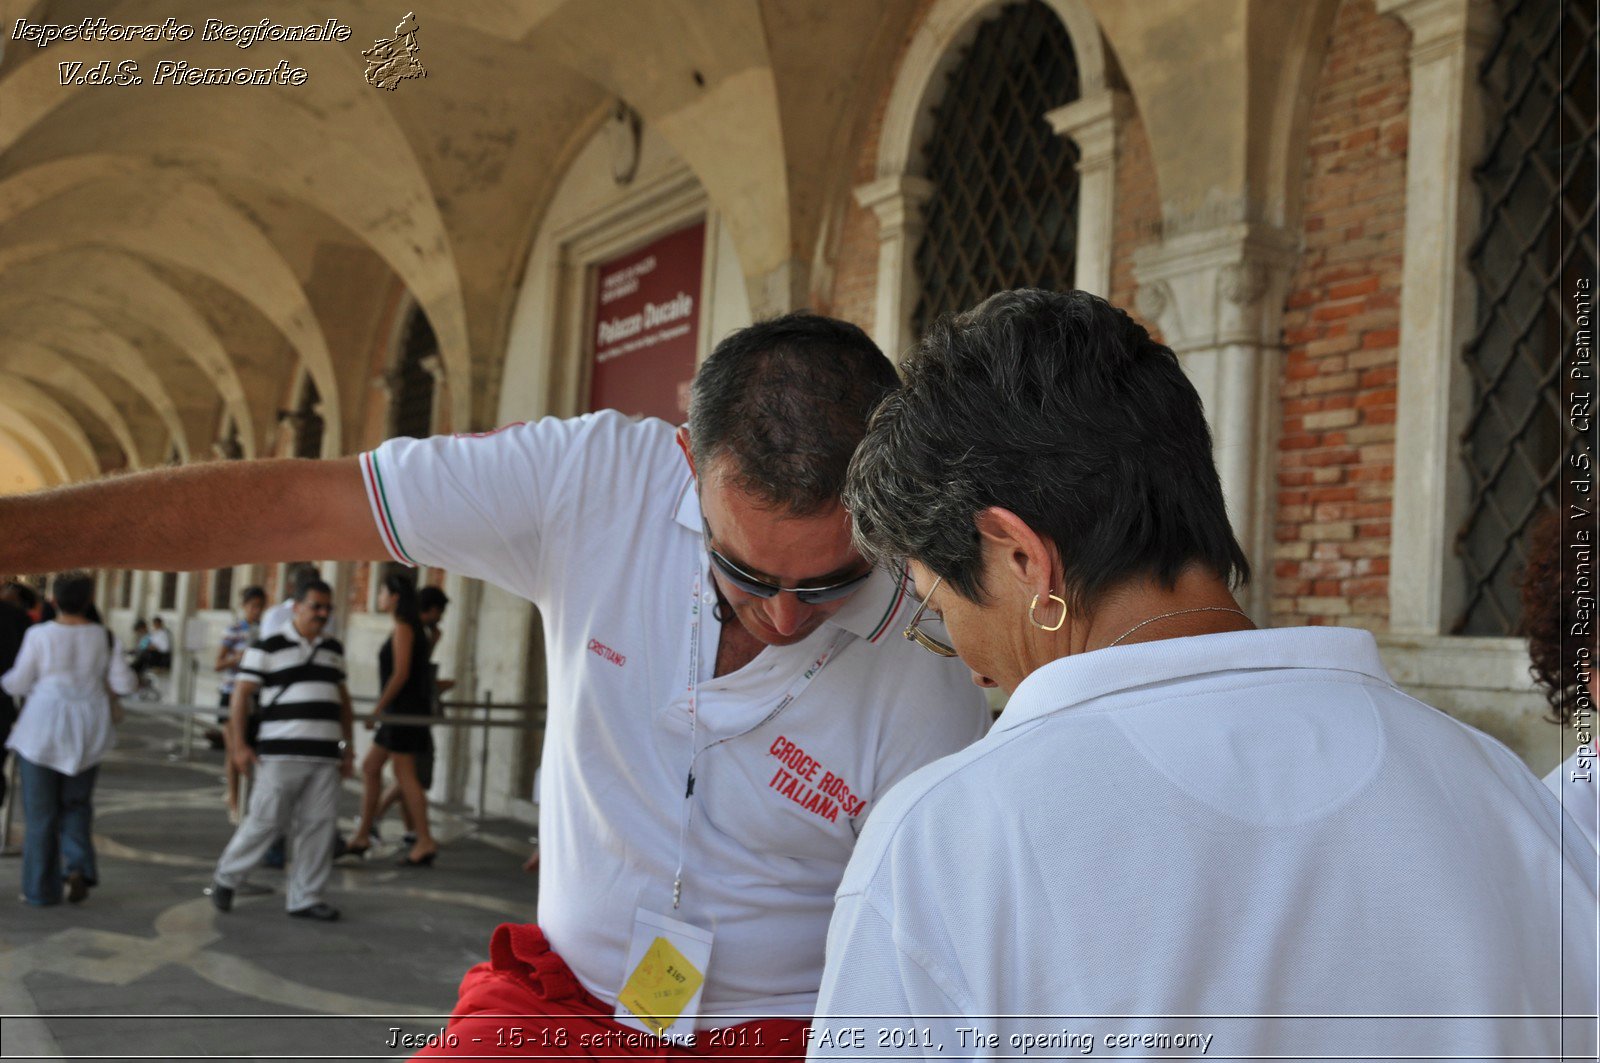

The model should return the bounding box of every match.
[703,520,872,605]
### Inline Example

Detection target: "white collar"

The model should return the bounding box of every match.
[278,621,324,647]
[994,626,1394,733]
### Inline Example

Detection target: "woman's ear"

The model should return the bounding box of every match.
[972,507,1057,598]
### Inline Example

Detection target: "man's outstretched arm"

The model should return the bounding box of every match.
[0,458,388,573]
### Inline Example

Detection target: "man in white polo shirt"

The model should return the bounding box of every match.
[0,312,988,1058]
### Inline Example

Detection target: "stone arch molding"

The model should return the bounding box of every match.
[855,0,1128,359]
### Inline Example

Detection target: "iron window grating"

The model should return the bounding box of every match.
[1456,0,1596,635]
[913,0,1082,339]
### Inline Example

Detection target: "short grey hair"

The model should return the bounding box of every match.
[845,288,1249,608]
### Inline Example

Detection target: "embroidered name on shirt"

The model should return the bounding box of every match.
[767,735,866,822]
[587,638,626,667]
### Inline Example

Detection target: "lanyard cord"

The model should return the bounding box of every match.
[672,566,849,909]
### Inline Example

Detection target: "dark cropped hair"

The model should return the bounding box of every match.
[845,288,1250,609]
[1519,508,1595,726]
[687,312,900,515]
[241,585,267,605]
[294,577,332,602]
[2,581,38,610]
[382,571,422,629]
[417,585,450,614]
[51,571,97,618]
[287,563,320,599]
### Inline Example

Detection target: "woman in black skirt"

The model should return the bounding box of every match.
[347,573,437,866]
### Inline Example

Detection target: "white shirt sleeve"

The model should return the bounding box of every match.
[1,625,41,699]
[811,892,971,1061]
[106,635,138,696]
[359,412,667,603]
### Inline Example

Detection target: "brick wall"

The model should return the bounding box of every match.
[1108,109,1162,338]
[1272,0,1408,631]
[349,560,372,618]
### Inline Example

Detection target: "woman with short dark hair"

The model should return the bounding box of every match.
[3,571,137,906]
[809,288,1595,1060]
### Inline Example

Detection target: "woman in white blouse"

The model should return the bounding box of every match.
[2,572,137,906]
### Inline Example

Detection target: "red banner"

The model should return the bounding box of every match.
[589,221,705,422]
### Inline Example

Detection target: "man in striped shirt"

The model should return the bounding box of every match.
[210,578,354,921]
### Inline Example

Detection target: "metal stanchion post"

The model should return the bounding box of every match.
[476,690,492,822]
[180,693,195,761]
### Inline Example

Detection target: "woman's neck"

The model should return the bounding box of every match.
[1079,567,1252,653]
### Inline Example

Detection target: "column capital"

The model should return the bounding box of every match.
[853,175,936,236]
[1375,0,1496,64]
[1131,223,1301,353]
[1044,89,1132,169]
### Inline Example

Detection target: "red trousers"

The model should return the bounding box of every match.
[412,923,809,1060]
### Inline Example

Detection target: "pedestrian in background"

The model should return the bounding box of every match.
[1520,509,1599,848]
[2,571,136,906]
[369,585,450,849]
[346,572,437,867]
[0,582,35,810]
[211,578,353,921]
[215,585,267,820]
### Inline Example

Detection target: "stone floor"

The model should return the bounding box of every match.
[0,713,542,1061]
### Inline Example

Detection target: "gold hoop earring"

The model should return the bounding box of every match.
[1028,592,1068,632]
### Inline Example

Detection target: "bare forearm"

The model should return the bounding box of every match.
[228,684,255,747]
[0,458,388,572]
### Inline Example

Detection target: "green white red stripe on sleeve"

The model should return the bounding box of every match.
[360,450,417,567]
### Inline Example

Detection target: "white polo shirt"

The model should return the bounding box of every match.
[1546,748,1599,849]
[811,626,1598,1060]
[361,411,989,1020]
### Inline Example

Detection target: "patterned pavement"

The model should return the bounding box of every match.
[0,712,541,1061]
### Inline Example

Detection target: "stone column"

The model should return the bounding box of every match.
[854,175,936,361]
[1133,223,1302,621]
[1374,0,1493,634]
[171,570,196,705]
[1046,89,1131,299]
[420,354,447,434]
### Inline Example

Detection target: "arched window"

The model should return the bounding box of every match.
[391,304,438,439]
[914,0,1081,336]
[1455,0,1596,634]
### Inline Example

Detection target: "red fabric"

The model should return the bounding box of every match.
[412,923,809,1060]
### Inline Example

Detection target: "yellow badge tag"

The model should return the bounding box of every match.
[617,935,706,1036]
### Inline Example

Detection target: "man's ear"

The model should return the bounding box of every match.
[675,425,697,480]
[972,507,1057,598]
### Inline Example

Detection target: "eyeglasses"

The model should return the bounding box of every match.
[703,520,872,605]
[903,575,957,657]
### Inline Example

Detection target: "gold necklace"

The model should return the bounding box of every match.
[1106,606,1252,648]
